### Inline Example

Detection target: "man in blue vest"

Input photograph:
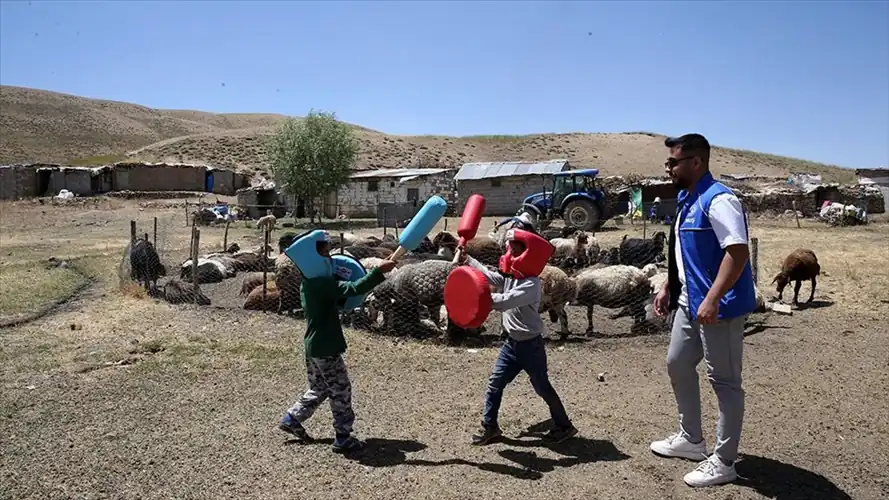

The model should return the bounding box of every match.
[650,133,757,488]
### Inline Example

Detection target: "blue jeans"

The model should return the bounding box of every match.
[483,335,572,429]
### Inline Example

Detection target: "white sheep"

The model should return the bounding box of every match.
[256,210,277,232]
[573,264,652,334]
[538,265,578,339]
[550,231,600,269]
[180,257,229,284]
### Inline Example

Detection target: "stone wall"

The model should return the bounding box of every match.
[339,172,456,218]
[113,163,207,192]
[0,166,38,200]
[456,175,547,215]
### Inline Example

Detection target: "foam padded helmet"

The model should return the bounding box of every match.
[498,228,554,279]
[283,229,333,279]
[331,254,368,311]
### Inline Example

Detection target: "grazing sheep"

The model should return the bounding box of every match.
[772,248,821,305]
[240,271,275,296]
[619,231,667,268]
[256,210,277,232]
[274,252,302,313]
[244,281,281,311]
[161,278,211,305]
[538,265,577,339]
[180,258,228,284]
[573,265,652,334]
[129,237,166,291]
[552,231,601,271]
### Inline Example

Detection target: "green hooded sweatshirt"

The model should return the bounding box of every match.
[299,267,386,358]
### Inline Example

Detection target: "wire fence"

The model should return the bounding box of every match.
[118,207,795,345]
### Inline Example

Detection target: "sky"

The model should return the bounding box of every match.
[1,1,887,170]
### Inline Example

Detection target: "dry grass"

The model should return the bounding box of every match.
[1,197,888,499]
[0,263,88,318]
[1,85,856,183]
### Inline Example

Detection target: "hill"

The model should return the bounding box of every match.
[0,85,856,183]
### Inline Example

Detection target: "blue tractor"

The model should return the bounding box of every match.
[519,169,612,231]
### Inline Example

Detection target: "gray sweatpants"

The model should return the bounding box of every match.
[667,306,746,463]
[287,355,355,436]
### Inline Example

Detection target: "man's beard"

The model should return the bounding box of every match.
[671,175,691,190]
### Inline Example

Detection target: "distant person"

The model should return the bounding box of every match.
[651,133,757,488]
[649,197,662,223]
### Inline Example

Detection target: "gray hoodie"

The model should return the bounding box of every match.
[465,256,543,342]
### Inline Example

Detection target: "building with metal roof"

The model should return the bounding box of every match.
[325,167,457,218]
[454,159,570,181]
[454,159,571,215]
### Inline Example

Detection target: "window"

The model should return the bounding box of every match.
[367,181,379,192]
[491,178,502,187]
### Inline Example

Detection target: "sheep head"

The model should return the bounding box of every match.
[771,271,791,293]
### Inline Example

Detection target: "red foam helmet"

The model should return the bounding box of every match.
[498,228,554,279]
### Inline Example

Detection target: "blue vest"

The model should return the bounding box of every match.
[675,172,756,321]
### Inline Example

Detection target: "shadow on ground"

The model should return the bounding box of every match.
[735,454,852,500]
[282,421,629,481]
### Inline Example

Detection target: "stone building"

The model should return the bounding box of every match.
[331,168,456,218]
[454,160,570,215]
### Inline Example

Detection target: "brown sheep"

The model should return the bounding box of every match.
[240,271,276,296]
[161,278,211,305]
[772,248,821,305]
[244,281,281,311]
[274,253,302,313]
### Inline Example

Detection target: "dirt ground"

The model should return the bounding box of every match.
[1,197,888,500]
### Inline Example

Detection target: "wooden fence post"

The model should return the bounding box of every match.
[262,227,270,298]
[750,237,759,285]
[130,220,137,243]
[153,217,158,248]
[191,228,201,305]
[791,200,801,228]
[223,219,231,251]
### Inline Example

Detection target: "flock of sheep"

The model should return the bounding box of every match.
[129,219,823,341]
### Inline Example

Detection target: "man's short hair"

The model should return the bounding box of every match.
[665,133,711,164]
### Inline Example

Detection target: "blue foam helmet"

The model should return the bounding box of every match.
[283,229,369,311]
[331,254,368,311]
[283,230,333,279]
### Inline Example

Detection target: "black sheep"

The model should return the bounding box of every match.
[619,231,667,268]
[130,237,166,292]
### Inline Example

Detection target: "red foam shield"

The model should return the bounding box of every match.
[444,266,493,329]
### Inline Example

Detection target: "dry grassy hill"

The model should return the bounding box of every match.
[0,85,856,183]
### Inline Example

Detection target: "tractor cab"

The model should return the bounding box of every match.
[520,168,608,231]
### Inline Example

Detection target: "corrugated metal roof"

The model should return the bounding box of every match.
[349,168,453,179]
[454,160,569,180]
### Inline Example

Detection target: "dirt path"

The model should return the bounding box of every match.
[1,285,886,500]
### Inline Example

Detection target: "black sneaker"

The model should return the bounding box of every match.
[471,424,502,445]
[332,435,365,453]
[544,425,578,444]
[278,413,311,441]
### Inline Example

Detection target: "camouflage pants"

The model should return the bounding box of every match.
[287,355,355,436]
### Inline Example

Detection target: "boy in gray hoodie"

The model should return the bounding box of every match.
[458,227,578,445]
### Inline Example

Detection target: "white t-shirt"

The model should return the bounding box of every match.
[676,193,749,307]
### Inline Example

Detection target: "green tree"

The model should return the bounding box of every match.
[266,110,358,221]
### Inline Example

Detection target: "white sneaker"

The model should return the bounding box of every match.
[683,454,738,488]
[649,432,708,460]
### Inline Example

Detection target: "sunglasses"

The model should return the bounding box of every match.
[664,156,696,169]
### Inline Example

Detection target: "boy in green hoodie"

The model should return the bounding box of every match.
[278,235,396,453]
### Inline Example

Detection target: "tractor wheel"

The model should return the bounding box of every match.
[563,200,601,231]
